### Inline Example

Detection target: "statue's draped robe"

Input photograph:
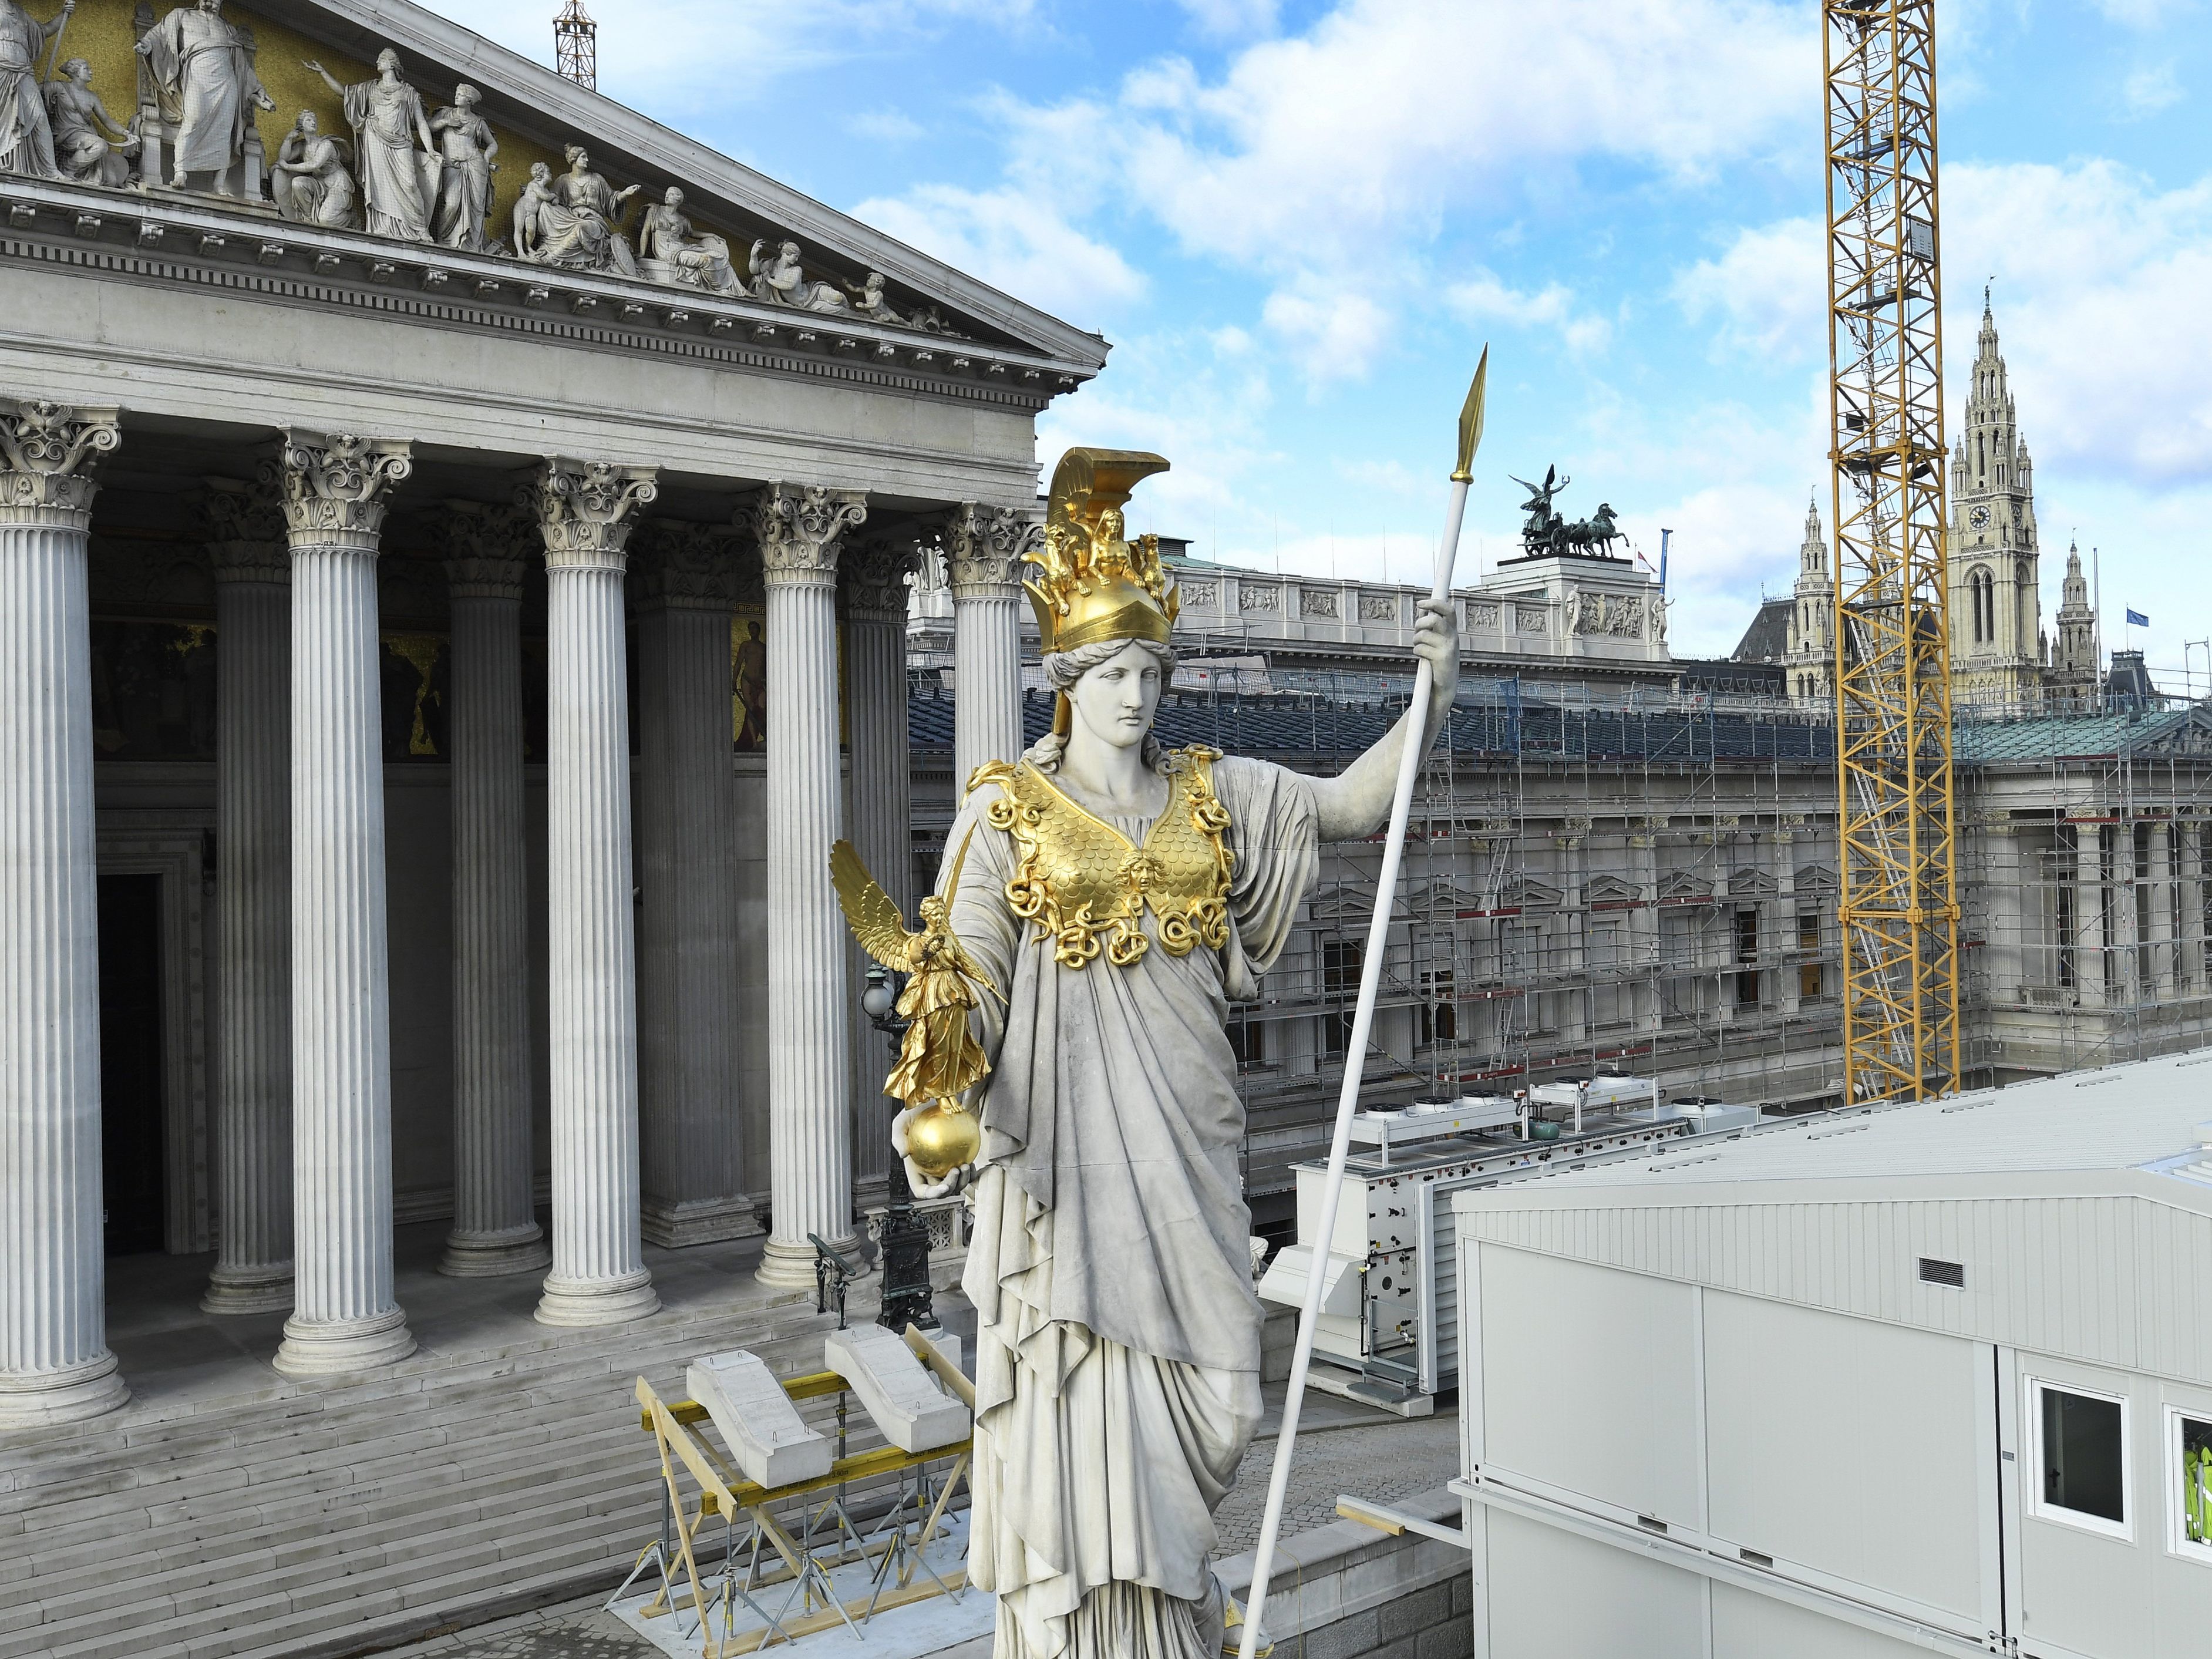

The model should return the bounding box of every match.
[343,79,432,242]
[138,8,262,178]
[944,756,1321,1659]
[0,3,58,180]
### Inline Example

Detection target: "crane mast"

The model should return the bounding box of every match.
[1824,0,1961,1102]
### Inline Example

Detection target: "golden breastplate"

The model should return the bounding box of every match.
[969,748,1235,969]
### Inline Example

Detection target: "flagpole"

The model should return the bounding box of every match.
[1234,346,1487,1659]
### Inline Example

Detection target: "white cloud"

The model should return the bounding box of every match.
[1945,159,2212,485]
[464,0,1043,104]
[851,107,927,143]
[1671,216,1824,361]
[2090,0,2194,25]
[2122,63,2184,116]
[1259,277,1394,383]
[1173,0,1281,38]
[975,0,1810,377]
[1447,270,1612,356]
[851,184,1146,326]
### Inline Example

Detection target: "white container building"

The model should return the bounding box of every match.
[1448,1048,2212,1658]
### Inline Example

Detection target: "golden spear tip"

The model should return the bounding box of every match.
[1452,346,1490,482]
[1451,345,1489,483]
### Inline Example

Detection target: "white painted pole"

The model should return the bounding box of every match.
[1235,351,1487,1659]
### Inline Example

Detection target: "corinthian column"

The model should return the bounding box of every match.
[438,503,549,1277]
[201,476,295,1315]
[528,459,662,1327]
[272,432,416,1378]
[946,503,1039,789]
[842,533,913,1197]
[633,520,755,1246]
[0,401,127,1427]
[751,483,867,1289]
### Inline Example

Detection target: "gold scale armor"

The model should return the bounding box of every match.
[968,748,1234,969]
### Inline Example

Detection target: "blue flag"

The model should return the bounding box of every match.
[2127,608,2150,628]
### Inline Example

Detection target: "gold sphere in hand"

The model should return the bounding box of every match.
[904,1101,982,1183]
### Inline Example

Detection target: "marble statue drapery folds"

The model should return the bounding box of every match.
[0,1,62,180]
[138,4,271,184]
[308,53,437,243]
[944,756,1322,1659]
[429,87,497,253]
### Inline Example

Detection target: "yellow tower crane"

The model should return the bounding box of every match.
[1824,0,1962,1102]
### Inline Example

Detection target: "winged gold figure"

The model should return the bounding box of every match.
[831,826,999,1177]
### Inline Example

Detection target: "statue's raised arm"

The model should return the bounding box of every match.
[921,445,1457,1659]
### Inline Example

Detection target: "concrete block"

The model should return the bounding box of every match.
[1297,1610,1381,1659]
[1416,1620,1473,1659]
[686,1349,833,1490]
[823,1324,969,1455]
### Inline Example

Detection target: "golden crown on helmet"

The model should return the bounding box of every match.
[1025,447,1181,654]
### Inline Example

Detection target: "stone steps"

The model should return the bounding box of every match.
[0,1292,877,1659]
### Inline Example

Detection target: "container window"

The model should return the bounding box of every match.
[2029,1378,2129,1539]
[2171,1409,2212,1563]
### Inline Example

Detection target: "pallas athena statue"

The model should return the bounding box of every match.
[846,449,1457,1658]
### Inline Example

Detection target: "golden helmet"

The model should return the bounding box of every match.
[1025,448,1180,655]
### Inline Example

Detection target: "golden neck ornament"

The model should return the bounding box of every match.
[971,748,1234,970]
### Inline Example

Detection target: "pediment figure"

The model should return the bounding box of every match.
[1502,874,1563,910]
[1584,874,1639,906]
[1792,863,1839,893]
[1658,870,1712,903]
[1727,867,1778,898]
[4,0,1103,370]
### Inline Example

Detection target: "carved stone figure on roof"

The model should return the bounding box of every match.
[842,271,905,326]
[551,144,639,277]
[43,57,134,188]
[304,51,436,243]
[137,0,273,193]
[637,186,740,295]
[428,84,498,253]
[0,0,68,180]
[270,109,355,228]
[748,238,851,313]
[876,447,1458,1659]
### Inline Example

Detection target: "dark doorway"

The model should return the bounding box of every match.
[97,873,166,1256]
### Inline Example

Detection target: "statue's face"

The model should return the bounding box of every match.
[299,112,318,135]
[1065,641,1162,753]
[664,187,682,207]
[571,150,589,171]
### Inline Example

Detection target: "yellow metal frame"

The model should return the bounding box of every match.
[1824,0,1962,1103]
[629,1327,978,1656]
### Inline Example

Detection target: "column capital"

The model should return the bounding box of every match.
[944,502,1042,596]
[745,483,866,588]
[201,475,290,584]
[631,518,739,612]
[267,431,413,553]
[0,400,122,530]
[842,532,913,625]
[442,500,535,600]
[524,457,660,573]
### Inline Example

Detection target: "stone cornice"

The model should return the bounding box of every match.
[746,483,866,588]
[0,181,1088,415]
[0,399,120,529]
[270,432,415,554]
[631,519,740,612]
[526,459,660,573]
[944,502,1043,596]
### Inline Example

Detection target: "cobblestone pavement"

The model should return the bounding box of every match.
[375,1405,1460,1657]
[1212,1408,1463,1555]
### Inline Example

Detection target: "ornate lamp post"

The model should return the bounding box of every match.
[861,965,938,1331]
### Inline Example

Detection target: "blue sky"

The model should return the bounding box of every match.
[470,0,2212,669]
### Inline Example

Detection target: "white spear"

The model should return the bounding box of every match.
[1234,346,1487,1659]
